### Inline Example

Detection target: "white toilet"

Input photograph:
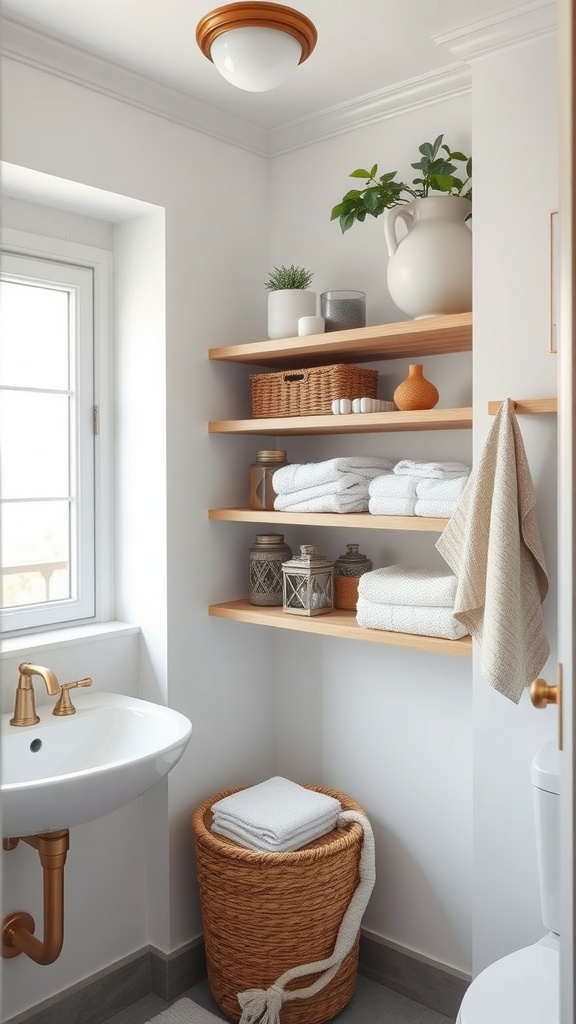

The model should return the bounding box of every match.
[456,740,560,1024]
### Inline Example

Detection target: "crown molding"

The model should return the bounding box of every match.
[434,0,557,61]
[13,8,559,158]
[1,17,270,157]
[269,65,471,156]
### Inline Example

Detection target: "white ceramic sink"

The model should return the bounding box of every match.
[1,692,192,838]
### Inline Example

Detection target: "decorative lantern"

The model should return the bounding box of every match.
[281,544,334,616]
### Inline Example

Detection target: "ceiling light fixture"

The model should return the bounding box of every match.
[195,2,317,93]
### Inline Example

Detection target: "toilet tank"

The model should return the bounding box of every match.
[531,740,561,935]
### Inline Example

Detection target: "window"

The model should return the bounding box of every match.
[0,234,112,634]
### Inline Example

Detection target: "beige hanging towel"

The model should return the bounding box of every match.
[436,398,549,703]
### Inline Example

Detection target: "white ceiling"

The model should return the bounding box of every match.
[0,0,542,131]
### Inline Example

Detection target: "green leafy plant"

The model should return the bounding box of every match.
[265,265,314,291]
[331,134,472,234]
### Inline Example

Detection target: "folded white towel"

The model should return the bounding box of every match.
[211,777,341,853]
[274,476,368,501]
[356,596,469,640]
[275,492,370,513]
[358,565,458,607]
[393,460,470,479]
[436,399,549,703]
[273,457,394,494]
[369,474,419,499]
[414,498,460,518]
[369,495,416,516]
[415,476,469,500]
[212,813,337,853]
[368,474,418,514]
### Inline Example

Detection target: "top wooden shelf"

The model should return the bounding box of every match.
[208,312,473,368]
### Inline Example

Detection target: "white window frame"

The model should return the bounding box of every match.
[1,228,114,635]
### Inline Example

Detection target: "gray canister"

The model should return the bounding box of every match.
[249,534,293,606]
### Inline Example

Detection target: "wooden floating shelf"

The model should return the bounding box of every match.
[209,407,473,436]
[488,398,558,415]
[209,312,473,368]
[208,600,472,657]
[208,509,448,532]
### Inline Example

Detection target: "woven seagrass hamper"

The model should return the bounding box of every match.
[192,785,366,1024]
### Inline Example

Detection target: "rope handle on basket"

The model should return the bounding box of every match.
[282,369,309,385]
[237,810,376,1024]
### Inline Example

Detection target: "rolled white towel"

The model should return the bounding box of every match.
[415,498,460,518]
[356,595,469,640]
[393,460,470,480]
[358,564,458,607]
[275,491,370,513]
[273,457,394,494]
[210,777,341,853]
[369,495,416,516]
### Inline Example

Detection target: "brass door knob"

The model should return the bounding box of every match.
[530,677,558,709]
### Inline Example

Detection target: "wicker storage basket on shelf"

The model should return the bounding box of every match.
[192,785,366,1024]
[250,364,379,418]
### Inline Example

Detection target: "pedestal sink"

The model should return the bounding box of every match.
[1,692,192,838]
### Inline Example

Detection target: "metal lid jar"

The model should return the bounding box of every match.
[249,450,289,511]
[249,533,292,606]
[333,543,372,610]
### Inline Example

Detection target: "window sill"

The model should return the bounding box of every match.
[0,621,140,660]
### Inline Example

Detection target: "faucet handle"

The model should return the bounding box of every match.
[52,677,93,717]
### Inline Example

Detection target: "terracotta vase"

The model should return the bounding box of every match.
[394,364,439,411]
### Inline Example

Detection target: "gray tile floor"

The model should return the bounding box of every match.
[100,975,455,1024]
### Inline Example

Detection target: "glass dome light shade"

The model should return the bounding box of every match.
[196,3,317,93]
[210,26,302,92]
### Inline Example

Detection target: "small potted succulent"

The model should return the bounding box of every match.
[265,264,316,340]
[330,135,473,319]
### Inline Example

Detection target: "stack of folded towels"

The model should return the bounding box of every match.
[356,564,470,640]
[210,776,342,852]
[272,456,394,513]
[368,460,470,517]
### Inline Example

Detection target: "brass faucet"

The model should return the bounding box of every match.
[10,663,93,726]
[11,664,61,727]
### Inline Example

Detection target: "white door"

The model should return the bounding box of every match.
[558,1,574,1020]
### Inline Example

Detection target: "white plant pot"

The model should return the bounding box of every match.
[267,289,316,340]
[384,196,472,319]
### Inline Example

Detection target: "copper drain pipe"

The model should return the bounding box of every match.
[2,830,70,964]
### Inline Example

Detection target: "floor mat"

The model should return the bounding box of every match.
[145,997,225,1024]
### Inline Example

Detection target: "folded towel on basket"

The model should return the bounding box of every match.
[356,596,469,640]
[436,399,549,703]
[273,457,394,494]
[210,776,341,853]
[393,460,470,480]
[358,565,458,607]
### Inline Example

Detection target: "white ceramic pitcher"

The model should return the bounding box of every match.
[384,195,472,319]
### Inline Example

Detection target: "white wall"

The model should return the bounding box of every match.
[0,18,561,1019]
[0,58,276,1019]
[470,33,559,973]
[267,30,559,978]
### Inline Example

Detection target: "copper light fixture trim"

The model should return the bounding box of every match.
[196,2,318,66]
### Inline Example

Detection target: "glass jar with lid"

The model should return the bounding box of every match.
[249,450,289,511]
[334,544,372,610]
